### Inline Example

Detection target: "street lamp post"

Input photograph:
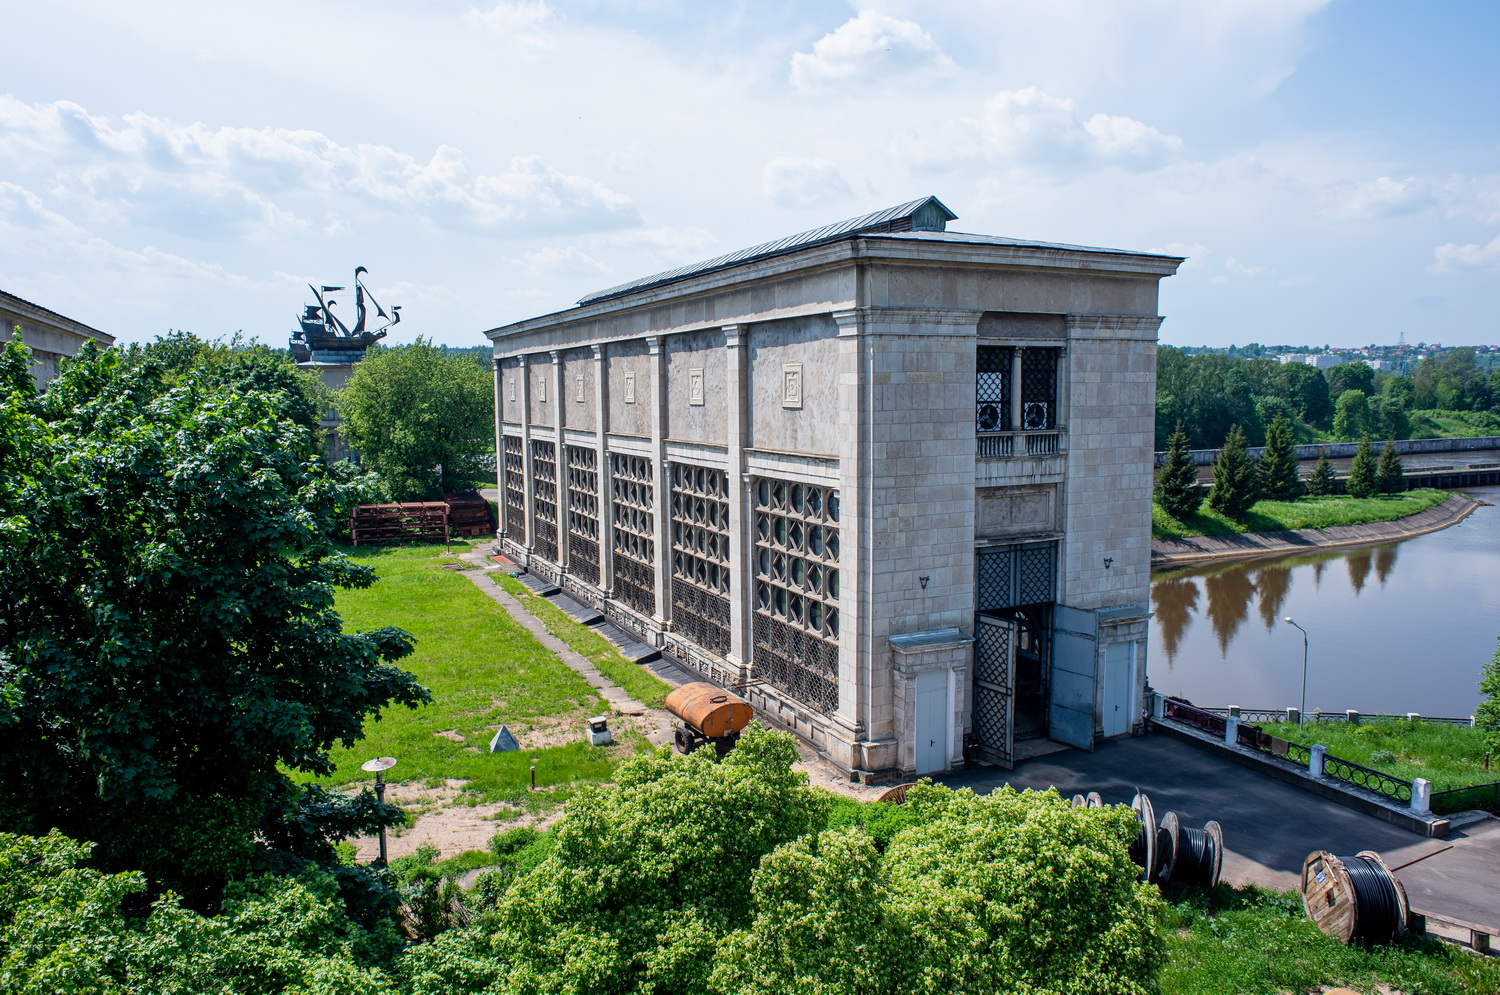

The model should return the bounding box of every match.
[361,756,398,865]
[1283,617,1309,723]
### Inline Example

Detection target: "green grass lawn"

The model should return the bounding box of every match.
[1409,408,1500,438]
[302,541,642,806]
[1255,718,1495,793]
[492,573,672,708]
[1162,885,1500,995]
[1152,489,1449,540]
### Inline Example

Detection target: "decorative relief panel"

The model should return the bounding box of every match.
[565,445,600,587]
[624,372,636,404]
[688,368,705,406]
[530,439,558,563]
[751,476,839,713]
[669,463,730,656]
[610,453,655,617]
[781,363,803,409]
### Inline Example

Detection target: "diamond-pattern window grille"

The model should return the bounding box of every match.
[565,445,600,587]
[610,453,655,617]
[976,346,1012,433]
[977,541,1057,610]
[1020,347,1060,430]
[751,476,840,712]
[972,621,1014,766]
[670,463,731,656]
[530,440,558,563]
[502,435,524,540]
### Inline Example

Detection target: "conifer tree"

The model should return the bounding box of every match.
[1376,442,1406,495]
[1256,413,1303,501]
[1208,424,1258,516]
[1346,436,1378,498]
[1305,453,1336,496]
[1155,421,1202,519]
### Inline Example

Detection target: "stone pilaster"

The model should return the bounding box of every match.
[648,336,672,629]
[593,344,613,593]
[519,354,534,552]
[551,349,568,571]
[724,323,751,677]
[492,356,504,537]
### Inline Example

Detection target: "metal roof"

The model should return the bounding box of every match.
[577,196,959,305]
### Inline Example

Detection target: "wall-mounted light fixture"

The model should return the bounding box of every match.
[1103,557,1114,569]
[919,575,930,590]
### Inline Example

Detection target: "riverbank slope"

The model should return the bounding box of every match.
[1151,493,1480,567]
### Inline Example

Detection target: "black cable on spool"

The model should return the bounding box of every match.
[1171,823,1221,888]
[1343,854,1404,944]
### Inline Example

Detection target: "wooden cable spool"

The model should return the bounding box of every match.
[1302,850,1410,946]
[1071,793,1087,808]
[1130,793,1157,883]
[1155,811,1181,884]
[877,782,915,805]
[1085,791,1104,809]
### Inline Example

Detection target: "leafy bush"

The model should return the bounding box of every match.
[1369,748,1398,766]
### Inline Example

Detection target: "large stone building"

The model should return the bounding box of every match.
[1,290,114,389]
[485,198,1180,780]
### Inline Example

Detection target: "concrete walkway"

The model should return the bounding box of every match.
[1151,493,1478,566]
[938,733,1499,933]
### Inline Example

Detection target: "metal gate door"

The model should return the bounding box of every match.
[972,615,1017,768]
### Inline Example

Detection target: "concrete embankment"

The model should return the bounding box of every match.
[1152,493,1481,567]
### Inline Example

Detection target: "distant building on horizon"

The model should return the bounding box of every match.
[0,289,114,390]
[1278,352,1343,369]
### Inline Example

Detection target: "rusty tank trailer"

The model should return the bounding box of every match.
[664,682,753,759]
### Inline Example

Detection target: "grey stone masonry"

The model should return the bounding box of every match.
[486,202,1180,780]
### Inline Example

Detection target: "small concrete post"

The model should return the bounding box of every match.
[1150,693,1164,720]
[1225,715,1240,747]
[1407,712,1421,723]
[1472,715,1478,728]
[1346,709,1360,726]
[1411,777,1432,815]
[1287,707,1301,725]
[1228,705,1241,718]
[1310,744,1327,778]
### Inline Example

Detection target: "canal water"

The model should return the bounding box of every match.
[1148,485,1500,718]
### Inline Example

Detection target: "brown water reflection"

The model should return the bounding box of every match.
[1148,486,1500,717]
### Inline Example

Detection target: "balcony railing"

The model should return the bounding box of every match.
[976,430,1063,459]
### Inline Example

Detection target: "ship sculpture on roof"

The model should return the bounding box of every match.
[290,266,401,362]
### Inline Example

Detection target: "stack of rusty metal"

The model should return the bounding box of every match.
[349,502,450,546]
[441,491,495,537]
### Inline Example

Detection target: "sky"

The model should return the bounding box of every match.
[2,0,1497,351]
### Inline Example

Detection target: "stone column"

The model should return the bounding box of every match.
[593,344,613,593]
[492,356,504,538]
[552,349,569,572]
[519,355,535,552]
[832,308,869,768]
[724,323,751,678]
[1010,346,1023,433]
[648,335,672,630]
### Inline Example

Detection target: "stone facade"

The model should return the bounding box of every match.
[1,290,113,389]
[484,199,1180,781]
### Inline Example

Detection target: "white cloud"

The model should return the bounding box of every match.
[761,157,853,209]
[465,1,557,51]
[0,96,640,241]
[914,87,1183,176]
[790,10,955,93]
[1430,234,1500,272]
[1321,176,1434,221]
[520,245,611,279]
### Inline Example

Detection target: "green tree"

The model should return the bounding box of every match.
[1274,361,1333,425]
[1208,424,1258,516]
[1256,413,1303,501]
[1325,362,1375,400]
[1332,389,1370,441]
[0,337,427,907]
[1155,421,1202,519]
[1346,436,1378,498]
[710,784,1162,995]
[1376,442,1406,495]
[1368,393,1411,441]
[1479,638,1500,758]
[338,339,495,500]
[1305,452,1337,496]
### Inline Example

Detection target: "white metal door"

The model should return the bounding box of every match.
[914,669,949,774]
[1102,641,1133,738]
[1050,604,1098,751]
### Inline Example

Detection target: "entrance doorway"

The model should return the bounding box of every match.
[913,669,948,774]
[972,615,1017,767]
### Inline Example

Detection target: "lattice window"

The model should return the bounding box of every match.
[566,445,600,587]
[976,541,1057,610]
[502,435,525,540]
[610,453,655,617]
[670,463,731,656]
[530,440,558,563]
[1020,347,1060,431]
[751,477,840,713]
[976,346,1012,433]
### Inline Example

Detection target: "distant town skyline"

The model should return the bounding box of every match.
[2,1,1497,350]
